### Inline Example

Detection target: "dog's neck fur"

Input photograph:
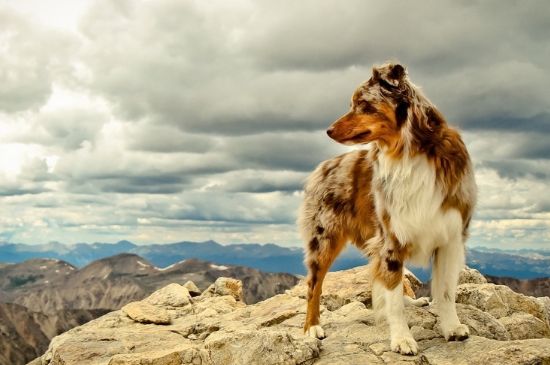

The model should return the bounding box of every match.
[383,79,471,197]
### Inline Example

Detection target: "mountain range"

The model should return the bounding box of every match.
[0,253,299,365]
[1,241,549,365]
[1,240,549,280]
[0,254,298,313]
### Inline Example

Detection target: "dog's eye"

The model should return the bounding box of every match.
[359,101,376,114]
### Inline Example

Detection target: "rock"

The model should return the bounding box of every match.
[499,312,550,340]
[421,337,550,365]
[456,283,550,324]
[108,345,206,365]
[454,304,509,340]
[144,283,192,307]
[183,281,202,297]
[458,267,488,285]
[204,329,320,365]
[122,301,171,324]
[35,265,550,365]
[287,265,418,311]
[200,277,244,302]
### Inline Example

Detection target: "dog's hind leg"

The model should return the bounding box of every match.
[303,233,346,339]
[432,240,469,341]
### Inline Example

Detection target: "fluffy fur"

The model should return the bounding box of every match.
[298,62,476,355]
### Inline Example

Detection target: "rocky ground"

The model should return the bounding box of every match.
[32,266,550,365]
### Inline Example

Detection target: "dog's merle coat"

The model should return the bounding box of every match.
[298,62,476,355]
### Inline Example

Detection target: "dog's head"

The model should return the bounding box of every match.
[327,62,412,148]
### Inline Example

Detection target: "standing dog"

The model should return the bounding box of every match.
[298,62,476,355]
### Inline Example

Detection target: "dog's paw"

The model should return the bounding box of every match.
[390,335,418,355]
[405,296,430,307]
[443,323,469,341]
[306,325,326,339]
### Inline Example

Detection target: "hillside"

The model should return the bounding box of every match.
[486,275,550,298]
[0,254,299,365]
[0,254,299,314]
[0,302,107,365]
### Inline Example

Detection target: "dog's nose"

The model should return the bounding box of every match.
[326,128,334,137]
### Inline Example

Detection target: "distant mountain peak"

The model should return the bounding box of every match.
[78,253,156,277]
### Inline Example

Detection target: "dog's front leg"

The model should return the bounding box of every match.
[432,241,469,341]
[372,243,418,355]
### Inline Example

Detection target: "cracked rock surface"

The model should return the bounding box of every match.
[33,267,550,365]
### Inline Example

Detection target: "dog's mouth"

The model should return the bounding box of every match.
[342,130,371,144]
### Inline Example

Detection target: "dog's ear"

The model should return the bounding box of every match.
[388,64,406,83]
[427,106,446,129]
[373,63,407,88]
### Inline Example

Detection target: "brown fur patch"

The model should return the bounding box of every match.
[372,243,410,289]
[321,154,344,178]
[303,235,347,332]
[309,237,320,252]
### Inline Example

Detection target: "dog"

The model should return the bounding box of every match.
[298,61,476,355]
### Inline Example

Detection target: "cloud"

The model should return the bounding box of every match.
[464,131,550,163]
[224,132,348,172]
[0,5,76,113]
[0,0,548,250]
[196,169,308,193]
[126,123,216,153]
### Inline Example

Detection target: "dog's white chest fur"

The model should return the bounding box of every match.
[373,153,462,265]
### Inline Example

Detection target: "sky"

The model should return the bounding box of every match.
[0,0,549,249]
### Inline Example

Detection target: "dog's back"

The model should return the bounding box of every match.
[298,149,377,259]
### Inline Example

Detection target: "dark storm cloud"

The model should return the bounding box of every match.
[126,124,217,153]
[75,0,550,143]
[90,175,189,195]
[0,185,48,197]
[163,191,299,225]
[465,131,550,162]
[462,114,550,134]
[221,177,304,194]
[243,1,550,73]
[225,132,346,172]
[483,160,550,181]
